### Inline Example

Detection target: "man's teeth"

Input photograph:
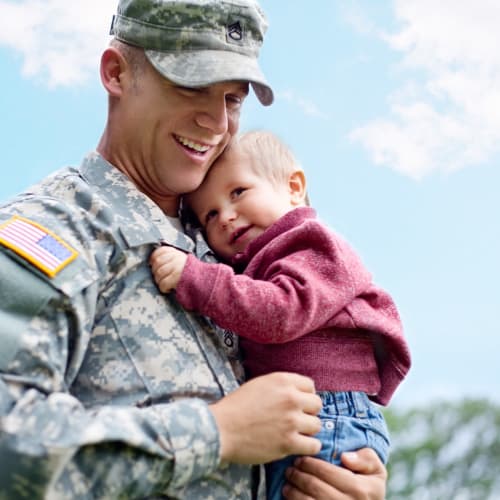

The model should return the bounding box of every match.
[176,136,210,152]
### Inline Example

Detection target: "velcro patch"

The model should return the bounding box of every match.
[0,216,78,278]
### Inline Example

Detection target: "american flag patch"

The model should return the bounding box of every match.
[0,216,78,277]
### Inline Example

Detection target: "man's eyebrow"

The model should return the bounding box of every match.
[230,82,249,96]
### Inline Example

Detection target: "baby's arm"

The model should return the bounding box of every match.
[150,223,375,343]
[150,246,188,293]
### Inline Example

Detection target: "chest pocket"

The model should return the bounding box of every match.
[73,225,228,408]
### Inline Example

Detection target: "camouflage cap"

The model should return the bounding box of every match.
[110,0,274,105]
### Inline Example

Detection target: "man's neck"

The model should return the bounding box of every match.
[96,138,180,217]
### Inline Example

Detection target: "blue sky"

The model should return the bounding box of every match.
[1,0,499,408]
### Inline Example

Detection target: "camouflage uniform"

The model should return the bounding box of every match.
[0,152,260,499]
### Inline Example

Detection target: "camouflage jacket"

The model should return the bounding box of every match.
[0,152,259,499]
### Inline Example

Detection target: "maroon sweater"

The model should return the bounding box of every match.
[176,207,411,405]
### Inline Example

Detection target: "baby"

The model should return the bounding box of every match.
[149,130,411,500]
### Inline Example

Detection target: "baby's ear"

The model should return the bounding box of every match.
[288,169,307,206]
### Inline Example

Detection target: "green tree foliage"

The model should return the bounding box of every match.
[384,399,500,499]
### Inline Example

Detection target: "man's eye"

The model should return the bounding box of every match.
[226,94,243,109]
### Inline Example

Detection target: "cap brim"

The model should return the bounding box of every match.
[145,49,274,106]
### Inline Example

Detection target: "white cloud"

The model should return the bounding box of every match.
[278,90,330,120]
[350,0,500,180]
[340,0,377,37]
[0,0,116,87]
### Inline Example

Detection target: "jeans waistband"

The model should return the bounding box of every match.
[316,391,372,418]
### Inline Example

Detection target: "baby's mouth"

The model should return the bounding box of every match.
[230,225,251,244]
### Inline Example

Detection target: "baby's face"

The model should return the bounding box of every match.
[188,150,295,261]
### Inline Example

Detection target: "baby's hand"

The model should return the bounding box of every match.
[150,246,188,293]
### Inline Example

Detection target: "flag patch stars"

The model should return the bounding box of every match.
[0,216,78,277]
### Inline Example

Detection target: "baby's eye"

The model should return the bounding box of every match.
[205,209,217,224]
[231,187,246,199]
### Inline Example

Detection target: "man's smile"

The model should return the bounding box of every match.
[174,134,212,154]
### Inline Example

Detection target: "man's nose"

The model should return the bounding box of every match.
[196,96,228,135]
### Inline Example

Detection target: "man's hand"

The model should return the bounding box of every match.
[149,245,188,293]
[282,448,387,500]
[210,372,322,465]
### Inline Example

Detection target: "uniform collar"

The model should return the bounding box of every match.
[79,151,195,251]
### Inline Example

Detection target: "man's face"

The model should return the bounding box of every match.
[119,61,249,209]
[188,150,295,261]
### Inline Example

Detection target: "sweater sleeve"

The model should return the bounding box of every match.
[344,287,411,405]
[175,223,373,344]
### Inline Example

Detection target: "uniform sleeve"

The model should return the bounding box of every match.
[0,245,221,498]
[175,223,374,344]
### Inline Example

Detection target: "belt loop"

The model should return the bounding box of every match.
[353,392,368,418]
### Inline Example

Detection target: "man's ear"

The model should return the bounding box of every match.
[100,47,127,97]
[288,169,307,206]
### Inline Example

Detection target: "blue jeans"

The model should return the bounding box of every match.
[265,391,390,500]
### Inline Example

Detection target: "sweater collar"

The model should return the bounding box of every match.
[231,206,316,268]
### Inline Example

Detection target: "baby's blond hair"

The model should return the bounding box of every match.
[228,130,309,204]
[230,130,302,187]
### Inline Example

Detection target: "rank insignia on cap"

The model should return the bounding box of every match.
[0,216,78,278]
[227,21,243,42]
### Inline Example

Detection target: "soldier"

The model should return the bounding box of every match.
[0,0,387,498]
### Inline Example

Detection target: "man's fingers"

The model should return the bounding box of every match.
[282,372,317,393]
[283,460,346,500]
[341,448,387,477]
[303,393,322,415]
[267,372,322,415]
[284,452,387,500]
[288,431,322,457]
[291,456,348,486]
[305,413,322,435]
[210,373,326,464]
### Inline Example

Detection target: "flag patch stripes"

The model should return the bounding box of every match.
[0,216,78,277]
